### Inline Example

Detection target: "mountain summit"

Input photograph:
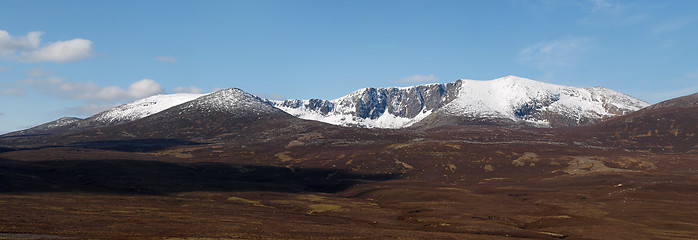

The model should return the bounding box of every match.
[272,76,648,128]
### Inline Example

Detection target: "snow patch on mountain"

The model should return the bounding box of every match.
[43,117,83,129]
[91,93,206,124]
[178,88,280,117]
[586,87,649,114]
[276,101,433,128]
[442,75,649,126]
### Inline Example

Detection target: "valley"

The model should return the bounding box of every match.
[0,79,695,239]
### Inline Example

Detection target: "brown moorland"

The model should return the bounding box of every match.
[0,93,696,239]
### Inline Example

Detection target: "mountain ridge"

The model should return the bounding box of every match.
[272,75,649,128]
[3,76,651,136]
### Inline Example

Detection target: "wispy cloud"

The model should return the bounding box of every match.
[0,66,10,72]
[155,56,177,62]
[256,93,285,100]
[588,0,623,13]
[64,103,119,116]
[0,88,26,97]
[519,36,594,67]
[25,67,49,77]
[651,17,693,35]
[172,86,203,94]
[18,77,164,101]
[574,0,648,27]
[518,36,594,81]
[13,71,204,103]
[397,74,438,84]
[631,72,698,103]
[634,86,698,104]
[0,29,94,63]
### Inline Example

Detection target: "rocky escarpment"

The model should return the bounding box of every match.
[271,82,461,128]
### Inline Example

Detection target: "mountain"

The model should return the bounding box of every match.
[0,88,340,149]
[421,76,649,128]
[85,88,297,140]
[645,92,698,110]
[3,117,83,136]
[2,93,205,137]
[272,76,648,128]
[86,93,206,125]
[4,76,650,139]
[271,82,461,128]
[582,92,698,152]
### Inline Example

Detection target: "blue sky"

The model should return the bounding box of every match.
[1,0,697,133]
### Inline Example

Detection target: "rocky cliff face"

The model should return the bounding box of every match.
[271,82,461,128]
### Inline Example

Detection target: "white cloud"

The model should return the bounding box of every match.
[127,79,164,98]
[398,74,438,84]
[0,29,93,63]
[0,30,41,55]
[519,36,594,67]
[19,77,164,101]
[20,38,93,63]
[172,86,203,94]
[0,66,10,72]
[156,56,177,62]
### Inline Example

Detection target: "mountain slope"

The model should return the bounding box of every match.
[93,88,297,140]
[2,117,83,137]
[2,93,206,137]
[430,76,648,127]
[87,93,206,125]
[272,76,648,128]
[581,92,698,152]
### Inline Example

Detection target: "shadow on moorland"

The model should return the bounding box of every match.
[0,139,204,153]
[0,158,399,194]
[67,139,204,152]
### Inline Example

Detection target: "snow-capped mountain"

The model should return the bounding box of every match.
[87,93,207,125]
[165,88,282,117]
[80,89,280,129]
[271,75,649,128]
[271,82,461,128]
[2,93,207,136]
[436,76,649,127]
[4,76,651,137]
[99,88,293,140]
